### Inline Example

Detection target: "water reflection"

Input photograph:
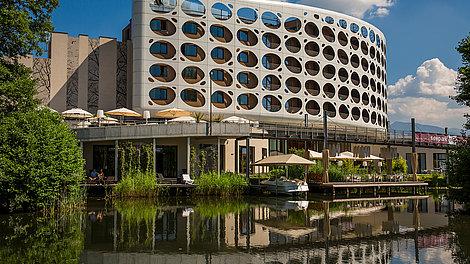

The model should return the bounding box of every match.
[0,195,468,264]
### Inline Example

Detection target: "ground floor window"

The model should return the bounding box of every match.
[92,145,115,177]
[433,153,447,170]
[406,153,427,174]
[239,146,255,173]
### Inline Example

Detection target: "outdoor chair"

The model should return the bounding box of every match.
[156,173,177,184]
[182,174,194,185]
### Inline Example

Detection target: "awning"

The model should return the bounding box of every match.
[105,108,142,117]
[253,154,315,166]
[156,108,191,119]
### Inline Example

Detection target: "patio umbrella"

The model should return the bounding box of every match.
[331,151,359,160]
[167,116,203,123]
[308,150,323,160]
[362,154,384,161]
[253,154,315,166]
[221,116,253,124]
[88,116,119,125]
[156,108,191,119]
[61,108,93,119]
[105,108,142,117]
[76,121,91,128]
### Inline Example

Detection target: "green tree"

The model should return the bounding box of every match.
[447,142,470,205]
[0,61,39,117]
[454,34,470,128]
[392,156,408,174]
[0,0,58,58]
[0,109,85,212]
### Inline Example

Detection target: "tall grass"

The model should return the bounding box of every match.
[114,171,160,198]
[194,171,249,196]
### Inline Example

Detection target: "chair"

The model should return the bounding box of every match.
[182,174,194,185]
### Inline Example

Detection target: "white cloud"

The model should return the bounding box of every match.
[277,0,395,18]
[388,58,468,128]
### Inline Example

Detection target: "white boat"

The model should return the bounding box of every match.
[260,177,309,195]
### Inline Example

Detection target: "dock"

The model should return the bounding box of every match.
[310,181,429,196]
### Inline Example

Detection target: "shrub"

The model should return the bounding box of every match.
[0,109,85,212]
[194,171,249,196]
[392,156,408,174]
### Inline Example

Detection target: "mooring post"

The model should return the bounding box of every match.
[411,118,418,182]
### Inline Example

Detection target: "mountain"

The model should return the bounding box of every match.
[390,121,466,136]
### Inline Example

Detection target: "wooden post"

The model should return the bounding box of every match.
[411,118,418,181]
[445,127,449,185]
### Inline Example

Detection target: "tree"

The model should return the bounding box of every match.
[0,61,39,117]
[0,0,58,58]
[392,156,408,175]
[454,34,470,128]
[447,141,470,205]
[0,109,85,212]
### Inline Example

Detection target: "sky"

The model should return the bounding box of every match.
[52,0,470,129]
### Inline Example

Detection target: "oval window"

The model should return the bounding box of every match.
[238,7,257,24]
[211,3,232,20]
[285,17,301,32]
[262,11,281,29]
[182,0,206,17]
[150,0,176,13]
[149,87,176,105]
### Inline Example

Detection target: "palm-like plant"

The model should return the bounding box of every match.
[191,112,206,123]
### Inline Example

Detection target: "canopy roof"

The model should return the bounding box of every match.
[61,108,93,119]
[156,108,191,118]
[362,154,384,161]
[105,108,142,117]
[331,151,359,160]
[254,154,315,166]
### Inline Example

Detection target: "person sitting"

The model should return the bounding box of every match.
[98,169,106,184]
[89,169,99,182]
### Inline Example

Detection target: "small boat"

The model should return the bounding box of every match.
[260,177,309,195]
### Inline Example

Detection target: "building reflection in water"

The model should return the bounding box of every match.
[80,195,457,264]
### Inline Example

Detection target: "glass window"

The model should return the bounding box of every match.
[238,30,248,42]
[212,92,224,103]
[433,153,447,170]
[262,75,276,89]
[361,26,368,38]
[182,67,197,79]
[183,44,197,57]
[325,16,334,24]
[350,23,359,33]
[150,19,167,31]
[211,70,224,81]
[212,3,232,20]
[182,22,197,35]
[369,30,376,43]
[211,48,225,60]
[150,0,176,13]
[150,65,168,77]
[182,0,206,17]
[150,88,168,100]
[182,90,197,102]
[150,42,168,55]
[238,72,249,84]
[285,17,301,32]
[238,7,258,24]
[238,94,248,105]
[238,52,248,63]
[210,25,224,38]
[376,35,381,47]
[339,19,347,29]
[262,11,281,29]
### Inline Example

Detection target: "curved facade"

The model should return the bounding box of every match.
[132,0,388,129]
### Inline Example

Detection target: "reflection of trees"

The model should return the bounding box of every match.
[450,214,470,264]
[0,212,84,264]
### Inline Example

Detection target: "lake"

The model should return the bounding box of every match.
[0,194,469,264]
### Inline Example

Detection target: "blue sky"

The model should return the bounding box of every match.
[52,0,470,128]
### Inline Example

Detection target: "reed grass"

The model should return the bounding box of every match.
[194,172,249,196]
[114,171,159,198]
